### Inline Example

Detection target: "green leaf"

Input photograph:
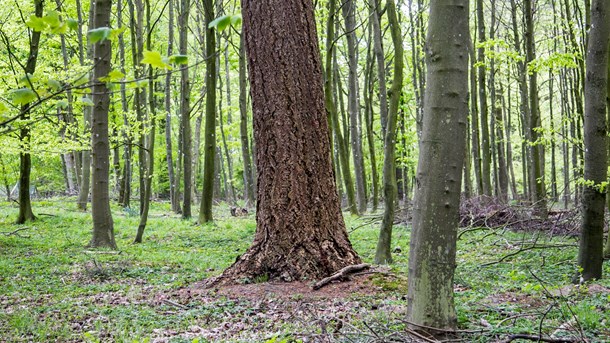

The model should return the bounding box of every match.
[57,100,69,109]
[42,10,61,28]
[47,79,62,91]
[18,73,38,87]
[141,50,170,69]
[136,79,149,89]
[10,88,37,106]
[169,54,188,65]
[88,27,111,44]
[99,70,125,83]
[79,97,94,106]
[110,27,127,41]
[67,18,78,31]
[231,14,242,26]
[50,22,68,35]
[0,102,8,114]
[208,15,231,31]
[26,15,46,32]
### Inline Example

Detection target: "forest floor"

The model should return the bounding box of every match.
[1,198,609,342]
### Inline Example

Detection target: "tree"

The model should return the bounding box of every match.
[198,0,216,223]
[374,0,403,265]
[88,0,117,249]
[15,0,43,224]
[216,0,361,282]
[577,0,609,281]
[406,0,469,334]
[342,0,368,214]
[179,0,192,219]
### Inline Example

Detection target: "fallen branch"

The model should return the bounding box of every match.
[162,299,188,310]
[502,334,578,343]
[312,263,370,290]
[1,227,31,237]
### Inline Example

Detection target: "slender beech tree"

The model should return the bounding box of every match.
[15,0,43,224]
[406,0,469,334]
[135,0,158,243]
[342,0,368,214]
[525,0,547,217]
[216,0,361,283]
[199,0,216,223]
[577,0,609,281]
[476,0,492,196]
[239,37,255,204]
[375,0,403,265]
[165,0,179,213]
[179,0,192,218]
[324,0,358,215]
[89,0,117,249]
[77,0,93,211]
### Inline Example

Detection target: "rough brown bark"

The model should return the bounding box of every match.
[216,0,361,283]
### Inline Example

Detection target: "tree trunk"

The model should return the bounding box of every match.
[179,0,192,218]
[406,0,469,334]
[576,0,609,281]
[476,0,492,197]
[217,0,361,283]
[371,0,388,136]
[324,0,358,215]
[199,0,216,223]
[135,0,157,243]
[89,0,117,249]
[342,0,368,214]
[165,0,178,213]
[239,37,255,205]
[77,2,94,211]
[525,0,547,218]
[16,0,43,224]
[374,0,402,265]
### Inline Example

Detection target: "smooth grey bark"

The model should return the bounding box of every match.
[16,0,43,224]
[342,0,367,214]
[374,0,402,265]
[576,0,609,281]
[199,0,216,223]
[165,0,179,213]
[406,0,469,334]
[239,37,255,204]
[476,0,492,196]
[324,0,358,215]
[370,0,388,135]
[89,0,117,249]
[179,0,192,218]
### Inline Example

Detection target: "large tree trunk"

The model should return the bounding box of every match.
[406,0,469,334]
[374,0,403,265]
[89,0,117,249]
[16,0,43,224]
[577,0,609,281]
[199,0,216,223]
[216,0,361,283]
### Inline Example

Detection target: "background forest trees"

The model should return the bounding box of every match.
[0,0,600,223]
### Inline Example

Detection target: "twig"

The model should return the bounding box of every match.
[502,334,578,343]
[1,227,31,237]
[312,263,370,290]
[162,299,188,310]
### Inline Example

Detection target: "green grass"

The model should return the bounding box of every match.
[1,198,609,342]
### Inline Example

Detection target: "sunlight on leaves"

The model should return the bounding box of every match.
[10,88,37,106]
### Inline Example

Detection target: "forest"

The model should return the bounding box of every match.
[1,0,610,342]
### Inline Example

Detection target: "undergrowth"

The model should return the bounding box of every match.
[0,198,609,342]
